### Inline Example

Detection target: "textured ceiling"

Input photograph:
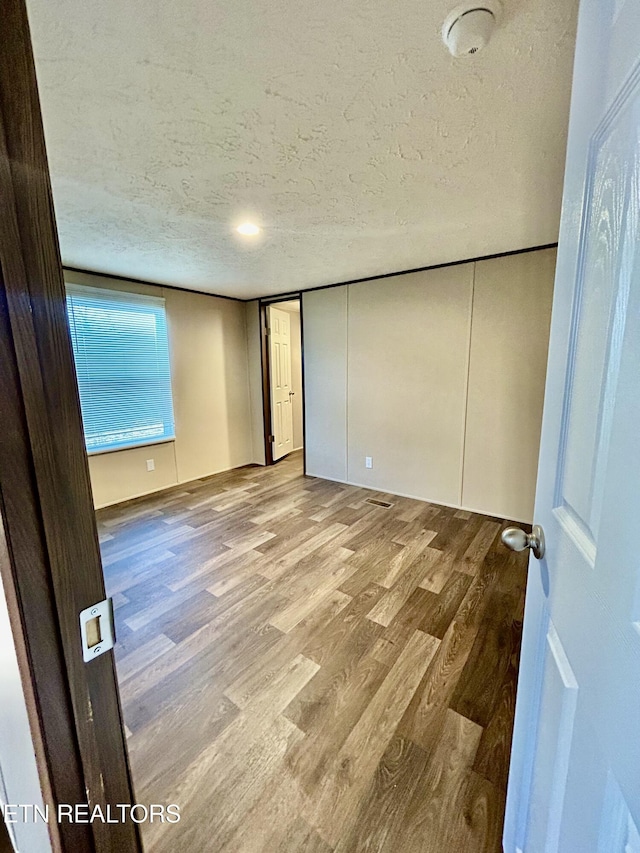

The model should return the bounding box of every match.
[27,0,578,299]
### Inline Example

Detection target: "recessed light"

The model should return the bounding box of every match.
[236,222,260,236]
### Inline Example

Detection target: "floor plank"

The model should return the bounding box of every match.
[306,629,441,846]
[98,451,528,852]
[395,709,483,853]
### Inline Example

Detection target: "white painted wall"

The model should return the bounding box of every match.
[303,248,555,522]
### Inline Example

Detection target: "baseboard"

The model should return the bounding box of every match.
[96,462,532,525]
[304,473,532,525]
[94,482,179,510]
[93,459,254,510]
[176,461,256,487]
[454,502,533,526]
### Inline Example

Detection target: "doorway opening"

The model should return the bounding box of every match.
[259,295,304,467]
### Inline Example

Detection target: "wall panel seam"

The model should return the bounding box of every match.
[459,262,476,507]
[345,286,350,481]
[243,305,256,464]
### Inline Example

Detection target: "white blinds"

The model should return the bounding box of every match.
[66,284,175,453]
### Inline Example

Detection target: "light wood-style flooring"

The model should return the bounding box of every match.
[97,451,527,852]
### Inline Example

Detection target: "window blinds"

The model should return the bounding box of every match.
[66,284,175,454]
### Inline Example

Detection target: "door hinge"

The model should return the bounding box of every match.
[79,598,115,662]
[266,327,271,336]
[268,434,275,443]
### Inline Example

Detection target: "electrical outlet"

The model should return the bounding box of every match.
[365,456,373,469]
[146,459,155,472]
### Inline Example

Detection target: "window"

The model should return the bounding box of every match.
[66,284,175,454]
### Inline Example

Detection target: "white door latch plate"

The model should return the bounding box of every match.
[79,598,115,662]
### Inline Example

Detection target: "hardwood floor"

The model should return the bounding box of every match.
[97,451,528,852]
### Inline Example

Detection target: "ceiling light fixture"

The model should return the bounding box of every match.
[236,222,261,236]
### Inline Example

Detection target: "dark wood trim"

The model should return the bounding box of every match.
[63,266,244,304]
[259,292,301,305]
[0,809,13,853]
[259,296,303,467]
[68,244,558,306]
[0,419,81,853]
[258,242,558,303]
[0,2,141,850]
[300,295,307,477]
[259,300,274,466]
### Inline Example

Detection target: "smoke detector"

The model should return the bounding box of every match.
[442,2,502,57]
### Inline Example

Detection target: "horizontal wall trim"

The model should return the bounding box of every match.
[66,242,558,305]
[93,481,178,511]
[95,453,531,522]
[87,438,175,458]
[259,293,302,306]
[304,473,533,525]
[292,242,558,302]
[64,266,244,303]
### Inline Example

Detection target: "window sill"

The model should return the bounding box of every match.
[86,438,176,458]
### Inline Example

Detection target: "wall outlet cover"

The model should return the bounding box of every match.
[146,459,155,471]
[365,456,373,469]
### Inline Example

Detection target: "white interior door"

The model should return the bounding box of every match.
[268,305,294,461]
[504,0,640,850]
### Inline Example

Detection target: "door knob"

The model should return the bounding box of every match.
[501,524,545,560]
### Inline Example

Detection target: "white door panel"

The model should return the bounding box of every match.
[525,622,579,853]
[505,0,640,850]
[268,306,294,461]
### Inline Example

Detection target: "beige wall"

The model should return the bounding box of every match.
[88,443,178,508]
[169,287,252,483]
[347,265,474,507]
[70,248,553,516]
[65,270,253,508]
[303,249,555,522]
[462,250,555,520]
[304,286,348,481]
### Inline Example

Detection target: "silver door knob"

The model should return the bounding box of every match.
[501,524,545,560]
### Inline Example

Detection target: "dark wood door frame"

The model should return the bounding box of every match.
[0,2,141,851]
[259,300,275,466]
[258,295,305,471]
